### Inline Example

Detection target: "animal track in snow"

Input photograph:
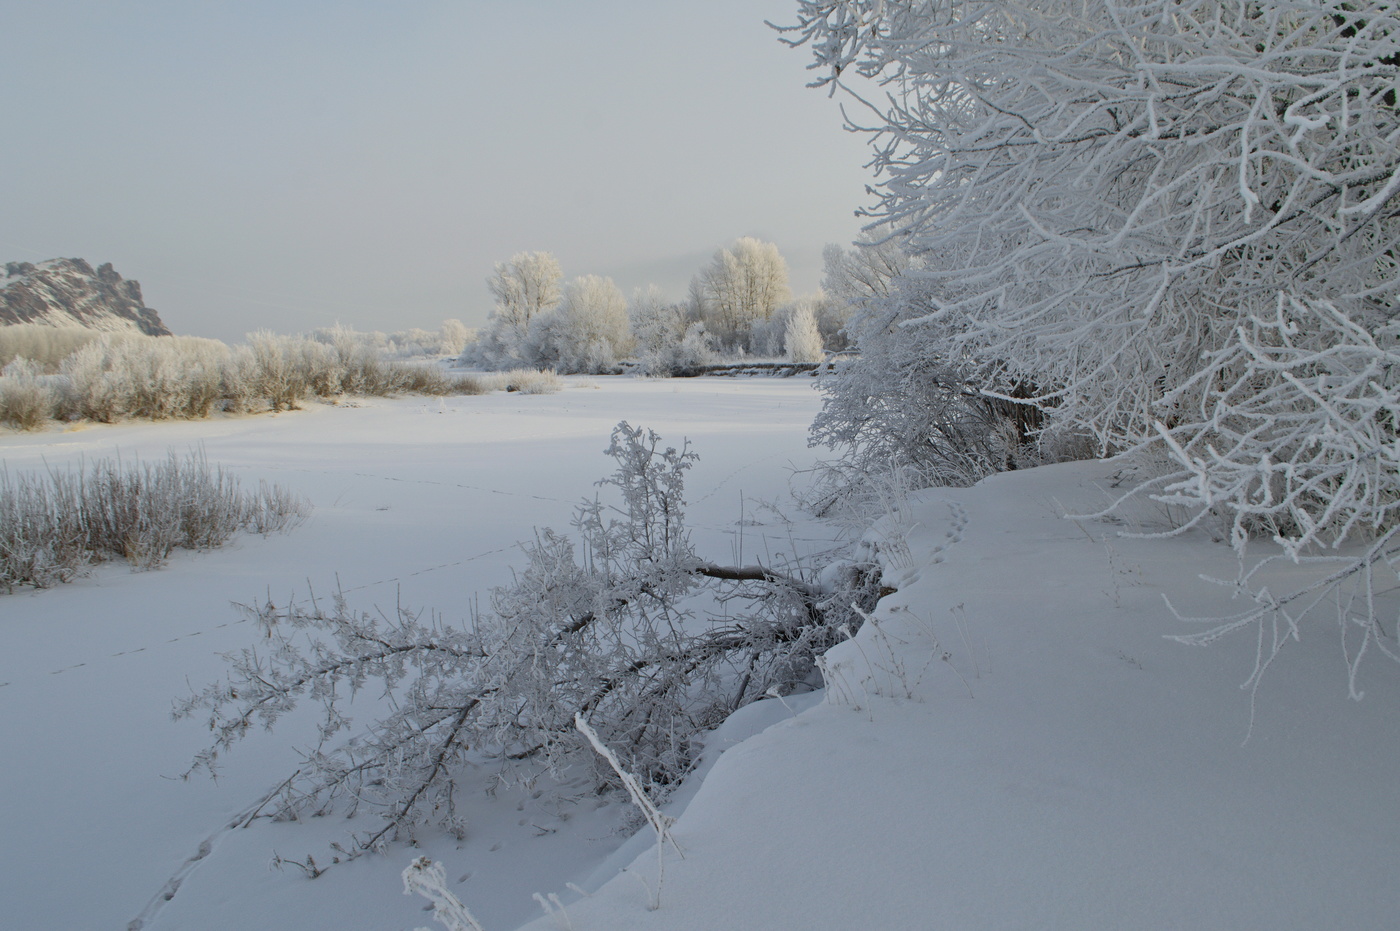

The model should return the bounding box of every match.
[925,502,969,565]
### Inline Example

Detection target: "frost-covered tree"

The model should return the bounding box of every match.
[785,300,826,363]
[629,286,687,357]
[487,251,563,341]
[436,319,473,357]
[785,1,1400,685]
[695,237,793,352]
[785,0,1400,450]
[465,251,563,368]
[821,233,910,315]
[628,286,716,375]
[809,230,1024,495]
[812,231,915,358]
[527,274,634,374]
[178,423,880,855]
[808,289,854,352]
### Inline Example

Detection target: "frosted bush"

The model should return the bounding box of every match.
[0,324,99,370]
[126,336,230,419]
[676,323,718,368]
[0,450,308,592]
[247,330,310,410]
[1,326,491,427]
[810,289,852,353]
[486,368,562,394]
[0,358,57,430]
[746,312,786,359]
[393,362,489,396]
[60,338,135,422]
[628,286,688,375]
[629,283,718,376]
[465,252,565,370]
[630,288,722,375]
[56,334,233,421]
[292,338,346,398]
[786,0,1400,449]
[809,290,1013,494]
[221,344,262,413]
[120,337,184,419]
[435,319,473,357]
[378,323,475,360]
[805,230,1027,496]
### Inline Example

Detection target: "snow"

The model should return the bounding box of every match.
[513,462,1400,931]
[2,376,1397,930]
[0,377,835,931]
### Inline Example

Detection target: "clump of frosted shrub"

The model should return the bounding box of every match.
[0,450,309,592]
[0,328,491,429]
[0,358,55,430]
[482,368,563,394]
[0,324,100,370]
[61,334,230,421]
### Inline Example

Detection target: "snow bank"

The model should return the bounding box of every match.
[513,461,1400,931]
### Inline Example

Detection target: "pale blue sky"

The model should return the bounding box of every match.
[1,1,873,341]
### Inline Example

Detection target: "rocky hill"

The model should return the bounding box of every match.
[1,258,172,336]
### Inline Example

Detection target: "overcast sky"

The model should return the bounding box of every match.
[1,1,875,342]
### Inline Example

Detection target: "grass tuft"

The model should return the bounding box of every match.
[0,450,309,593]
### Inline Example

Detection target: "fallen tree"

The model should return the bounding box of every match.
[177,422,881,858]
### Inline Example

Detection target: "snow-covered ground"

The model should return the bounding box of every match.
[0,377,838,931]
[3,376,1397,930]
[514,460,1400,931]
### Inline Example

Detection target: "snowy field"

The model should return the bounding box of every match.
[0,377,838,930]
[3,376,1399,930]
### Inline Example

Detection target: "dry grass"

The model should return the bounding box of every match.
[486,368,563,395]
[0,450,309,592]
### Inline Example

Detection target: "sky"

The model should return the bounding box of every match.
[1,1,876,342]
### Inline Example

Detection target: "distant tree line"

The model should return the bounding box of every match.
[461,237,857,375]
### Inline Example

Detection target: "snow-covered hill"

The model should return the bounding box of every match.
[1,258,171,335]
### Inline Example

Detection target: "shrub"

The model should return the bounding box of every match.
[58,334,233,422]
[525,275,634,374]
[58,339,131,423]
[1,326,505,429]
[391,363,489,396]
[0,324,100,370]
[433,319,474,358]
[246,330,310,411]
[0,358,57,430]
[628,286,719,376]
[0,450,309,592]
[487,368,562,395]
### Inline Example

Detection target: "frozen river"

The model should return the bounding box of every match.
[0,375,834,931]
